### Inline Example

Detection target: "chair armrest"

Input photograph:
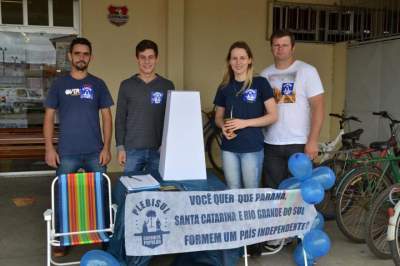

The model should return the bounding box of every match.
[43,209,52,221]
[110,204,118,232]
[111,204,118,214]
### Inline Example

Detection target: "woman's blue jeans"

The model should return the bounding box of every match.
[222,150,264,189]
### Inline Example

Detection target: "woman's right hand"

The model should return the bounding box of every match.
[222,125,237,140]
[215,106,237,140]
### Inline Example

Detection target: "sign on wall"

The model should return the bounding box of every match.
[108,5,129,26]
[125,188,316,256]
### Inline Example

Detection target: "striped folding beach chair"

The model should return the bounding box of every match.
[43,172,117,266]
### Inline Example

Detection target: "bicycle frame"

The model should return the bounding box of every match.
[334,111,400,248]
[336,148,400,197]
[317,112,363,163]
[319,128,345,162]
[387,181,400,243]
[202,109,223,173]
[388,198,400,242]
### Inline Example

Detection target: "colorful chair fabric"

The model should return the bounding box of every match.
[43,172,117,266]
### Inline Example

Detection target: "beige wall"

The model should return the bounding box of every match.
[81,0,347,171]
[184,0,340,142]
[184,0,272,110]
[81,0,169,171]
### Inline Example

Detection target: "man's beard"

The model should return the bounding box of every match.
[73,61,88,71]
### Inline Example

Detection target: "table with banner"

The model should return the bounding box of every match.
[107,170,317,266]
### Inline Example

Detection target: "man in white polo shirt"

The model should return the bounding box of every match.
[260,29,324,189]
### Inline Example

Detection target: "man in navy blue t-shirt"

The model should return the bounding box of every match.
[43,37,114,176]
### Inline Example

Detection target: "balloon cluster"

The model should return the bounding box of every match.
[279,153,335,266]
[80,250,120,266]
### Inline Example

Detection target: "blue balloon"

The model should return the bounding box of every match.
[293,243,315,266]
[303,229,331,258]
[300,179,325,205]
[311,166,336,190]
[288,153,313,180]
[81,250,120,266]
[311,212,325,230]
[279,177,302,189]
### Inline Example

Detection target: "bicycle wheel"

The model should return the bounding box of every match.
[206,130,223,174]
[315,158,345,220]
[389,206,400,266]
[335,167,392,243]
[365,184,400,259]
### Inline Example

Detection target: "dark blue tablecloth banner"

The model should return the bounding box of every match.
[107,170,242,266]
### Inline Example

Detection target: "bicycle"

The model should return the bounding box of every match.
[315,112,366,219]
[387,185,400,265]
[335,111,400,244]
[365,183,400,259]
[202,109,223,174]
[317,112,364,163]
[364,112,400,259]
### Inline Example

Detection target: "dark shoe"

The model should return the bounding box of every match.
[247,243,262,257]
[101,242,109,250]
[52,246,67,257]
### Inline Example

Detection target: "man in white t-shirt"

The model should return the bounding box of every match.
[260,30,324,189]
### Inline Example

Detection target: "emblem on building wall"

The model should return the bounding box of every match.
[108,5,129,26]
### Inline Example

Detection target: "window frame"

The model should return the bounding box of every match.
[0,0,80,35]
[267,0,400,43]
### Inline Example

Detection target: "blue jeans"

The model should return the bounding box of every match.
[124,149,160,174]
[56,152,106,175]
[222,150,264,189]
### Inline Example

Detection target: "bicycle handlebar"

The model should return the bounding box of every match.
[373,111,400,124]
[373,111,388,117]
[329,113,361,123]
[329,113,342,118]
[373,111,400,136]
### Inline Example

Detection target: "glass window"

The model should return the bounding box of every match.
[328,12,339,31]
[341,12,352,32]
[0,31,75,128]
[53,0,74,27]
[28,90,40,97]
[287,8,298,29]
[28,0,49,26]
[272,2,400,43]
[1,0,23,25]
[16,88,27,97]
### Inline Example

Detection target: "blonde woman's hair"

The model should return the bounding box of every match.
[219,41,254,95]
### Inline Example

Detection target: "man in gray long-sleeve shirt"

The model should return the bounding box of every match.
[115,39,174,173]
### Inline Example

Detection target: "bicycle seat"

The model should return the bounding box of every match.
[342,128,363,141]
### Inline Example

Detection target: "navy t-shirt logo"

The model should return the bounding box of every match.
[242,88,257,103]
[80,84,94,100]
[151,91,164,104]
[65,88,80,96]
[281,82,294,95]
